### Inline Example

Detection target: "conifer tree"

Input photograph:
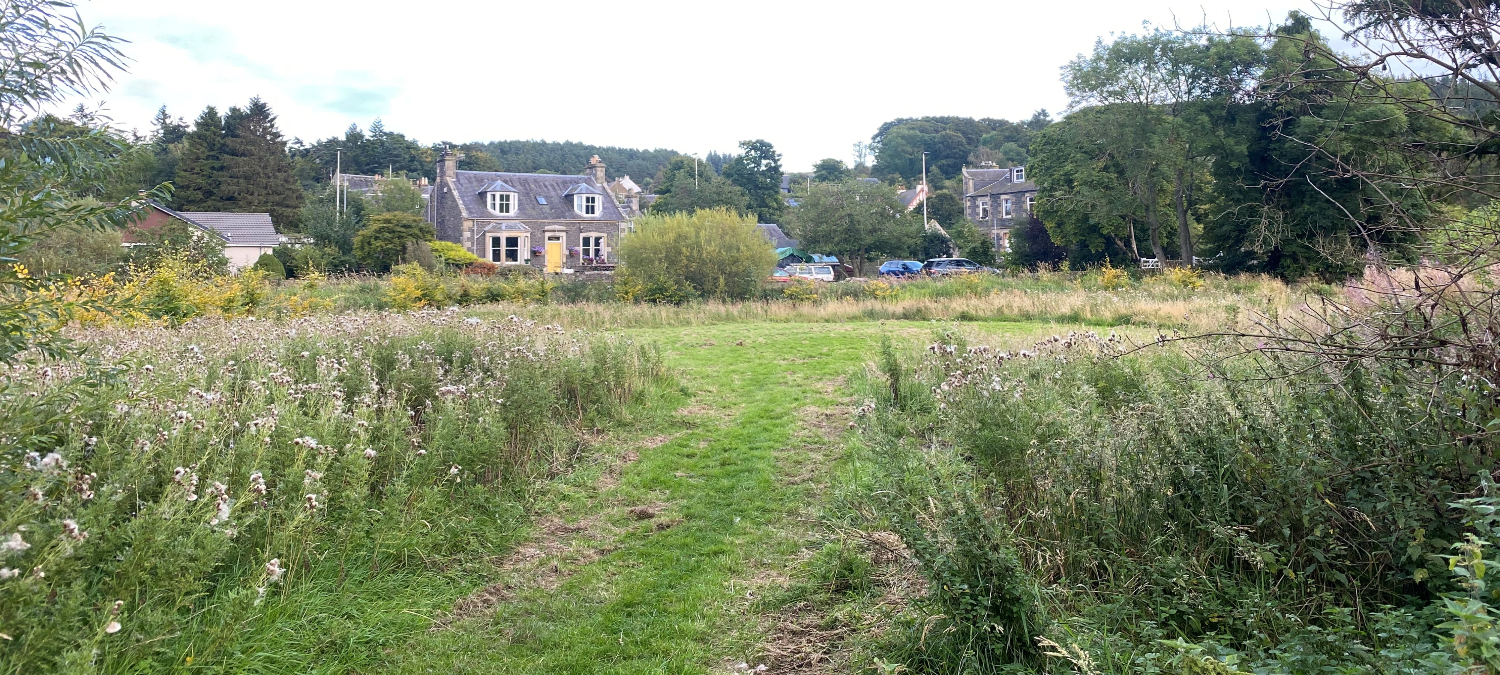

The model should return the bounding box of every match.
[173,106,226,210]
[221,97,303,230]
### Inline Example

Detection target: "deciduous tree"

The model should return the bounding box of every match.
[788,179,918,275]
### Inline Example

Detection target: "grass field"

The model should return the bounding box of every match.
[374,319,1078,674]
[11,273,1481,674]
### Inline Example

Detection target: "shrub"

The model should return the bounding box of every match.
[251,252,286,279]
[431,240,479,267]
[386,263,446,309]
[616,208,777,301]
[402,240,439,272]
[353,212,434,273]
[465,260,498,276]
[1163,265,1205,289]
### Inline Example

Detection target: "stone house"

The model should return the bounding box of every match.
[962,162,1036,252]
[427,151,631,272]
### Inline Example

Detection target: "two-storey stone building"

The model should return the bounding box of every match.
[963,162,1036,252]
[427,151,630,272]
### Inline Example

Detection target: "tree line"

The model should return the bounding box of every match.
[1026,12,1482,279]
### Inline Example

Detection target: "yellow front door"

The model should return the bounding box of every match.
[545,240,563,272]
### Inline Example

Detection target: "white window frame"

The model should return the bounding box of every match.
[489,234,529,264]
[580,232,607,262]
[1025,194,1036,212]
[1012,166,1025,182]
[487,192,517,215]
[1002,197,1013,218]
[575,194,600,217]
[978,199,990,220]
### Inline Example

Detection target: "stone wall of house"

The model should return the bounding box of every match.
[431,180,465,245]
[466,221,620,272]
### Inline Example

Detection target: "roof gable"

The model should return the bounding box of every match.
[451,171,626,221]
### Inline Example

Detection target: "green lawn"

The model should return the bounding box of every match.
[380,320,1081,674]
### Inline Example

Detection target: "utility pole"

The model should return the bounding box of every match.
[921,151,928,229]
[335,147,343,219]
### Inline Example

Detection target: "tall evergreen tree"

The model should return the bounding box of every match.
[173,106,226,210]
[221,98,304,230]
[147,106,188,188]
[721,139,784,223]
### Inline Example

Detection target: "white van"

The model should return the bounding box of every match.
[785,264,835,282]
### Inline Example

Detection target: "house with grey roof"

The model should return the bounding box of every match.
[758,223,798,249]
[131,201,280,271]
[427,151,631,272]
[963,162,1036,252]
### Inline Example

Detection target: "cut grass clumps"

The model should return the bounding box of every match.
[0,310,667,673]
[807,540,876,597]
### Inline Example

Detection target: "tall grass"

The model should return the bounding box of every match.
[0,310,666,673]
[841,326,1494,673]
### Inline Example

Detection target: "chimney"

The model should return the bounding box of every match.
[438,147,458,181]
[586,155,606,184]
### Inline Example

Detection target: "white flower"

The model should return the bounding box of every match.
[36,452,66,472]
[104,621,121,634]
[303,470,322,485]
[416,449,427,456]
[264,558,284,583]
[0,568,16,579]
[449,465,460,475]
[304,493,319,511]
[248,471,267,496]
[62,519,87,541]
[1,533,29,557]
[363,448,376,459]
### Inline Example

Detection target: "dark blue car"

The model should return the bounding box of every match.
[879,260,923,277]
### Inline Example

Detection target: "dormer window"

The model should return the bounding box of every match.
[1012,166,1025,182]
[487,192,515,215]
[477,180,519,216]
[564,183,604,217]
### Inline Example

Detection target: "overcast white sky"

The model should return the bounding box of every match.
[72,0,1309,171]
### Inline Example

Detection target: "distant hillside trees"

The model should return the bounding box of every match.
[648,156,749,215]
[870,114,1052,186]
[290,119,431,187]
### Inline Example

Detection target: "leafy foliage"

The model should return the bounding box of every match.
[616,208,776,302]
[789,179,918,274]
[353,212,434,273]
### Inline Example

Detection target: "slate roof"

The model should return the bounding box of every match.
[477,179,518,193]
[963,166,1035,198]
[450,170,627,221]
[177,211,281,246]
[898,188,926,209]
[758,223,798,249]
[563,183,604,196]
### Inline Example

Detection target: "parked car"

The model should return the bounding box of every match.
[922,258,998,275]
[785,263,836,282]
[879,260,923,277]
[768,269,792,283]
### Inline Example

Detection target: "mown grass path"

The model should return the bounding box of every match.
[382,321,1064,674]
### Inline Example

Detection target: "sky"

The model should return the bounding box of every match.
[71,0,1311,172]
